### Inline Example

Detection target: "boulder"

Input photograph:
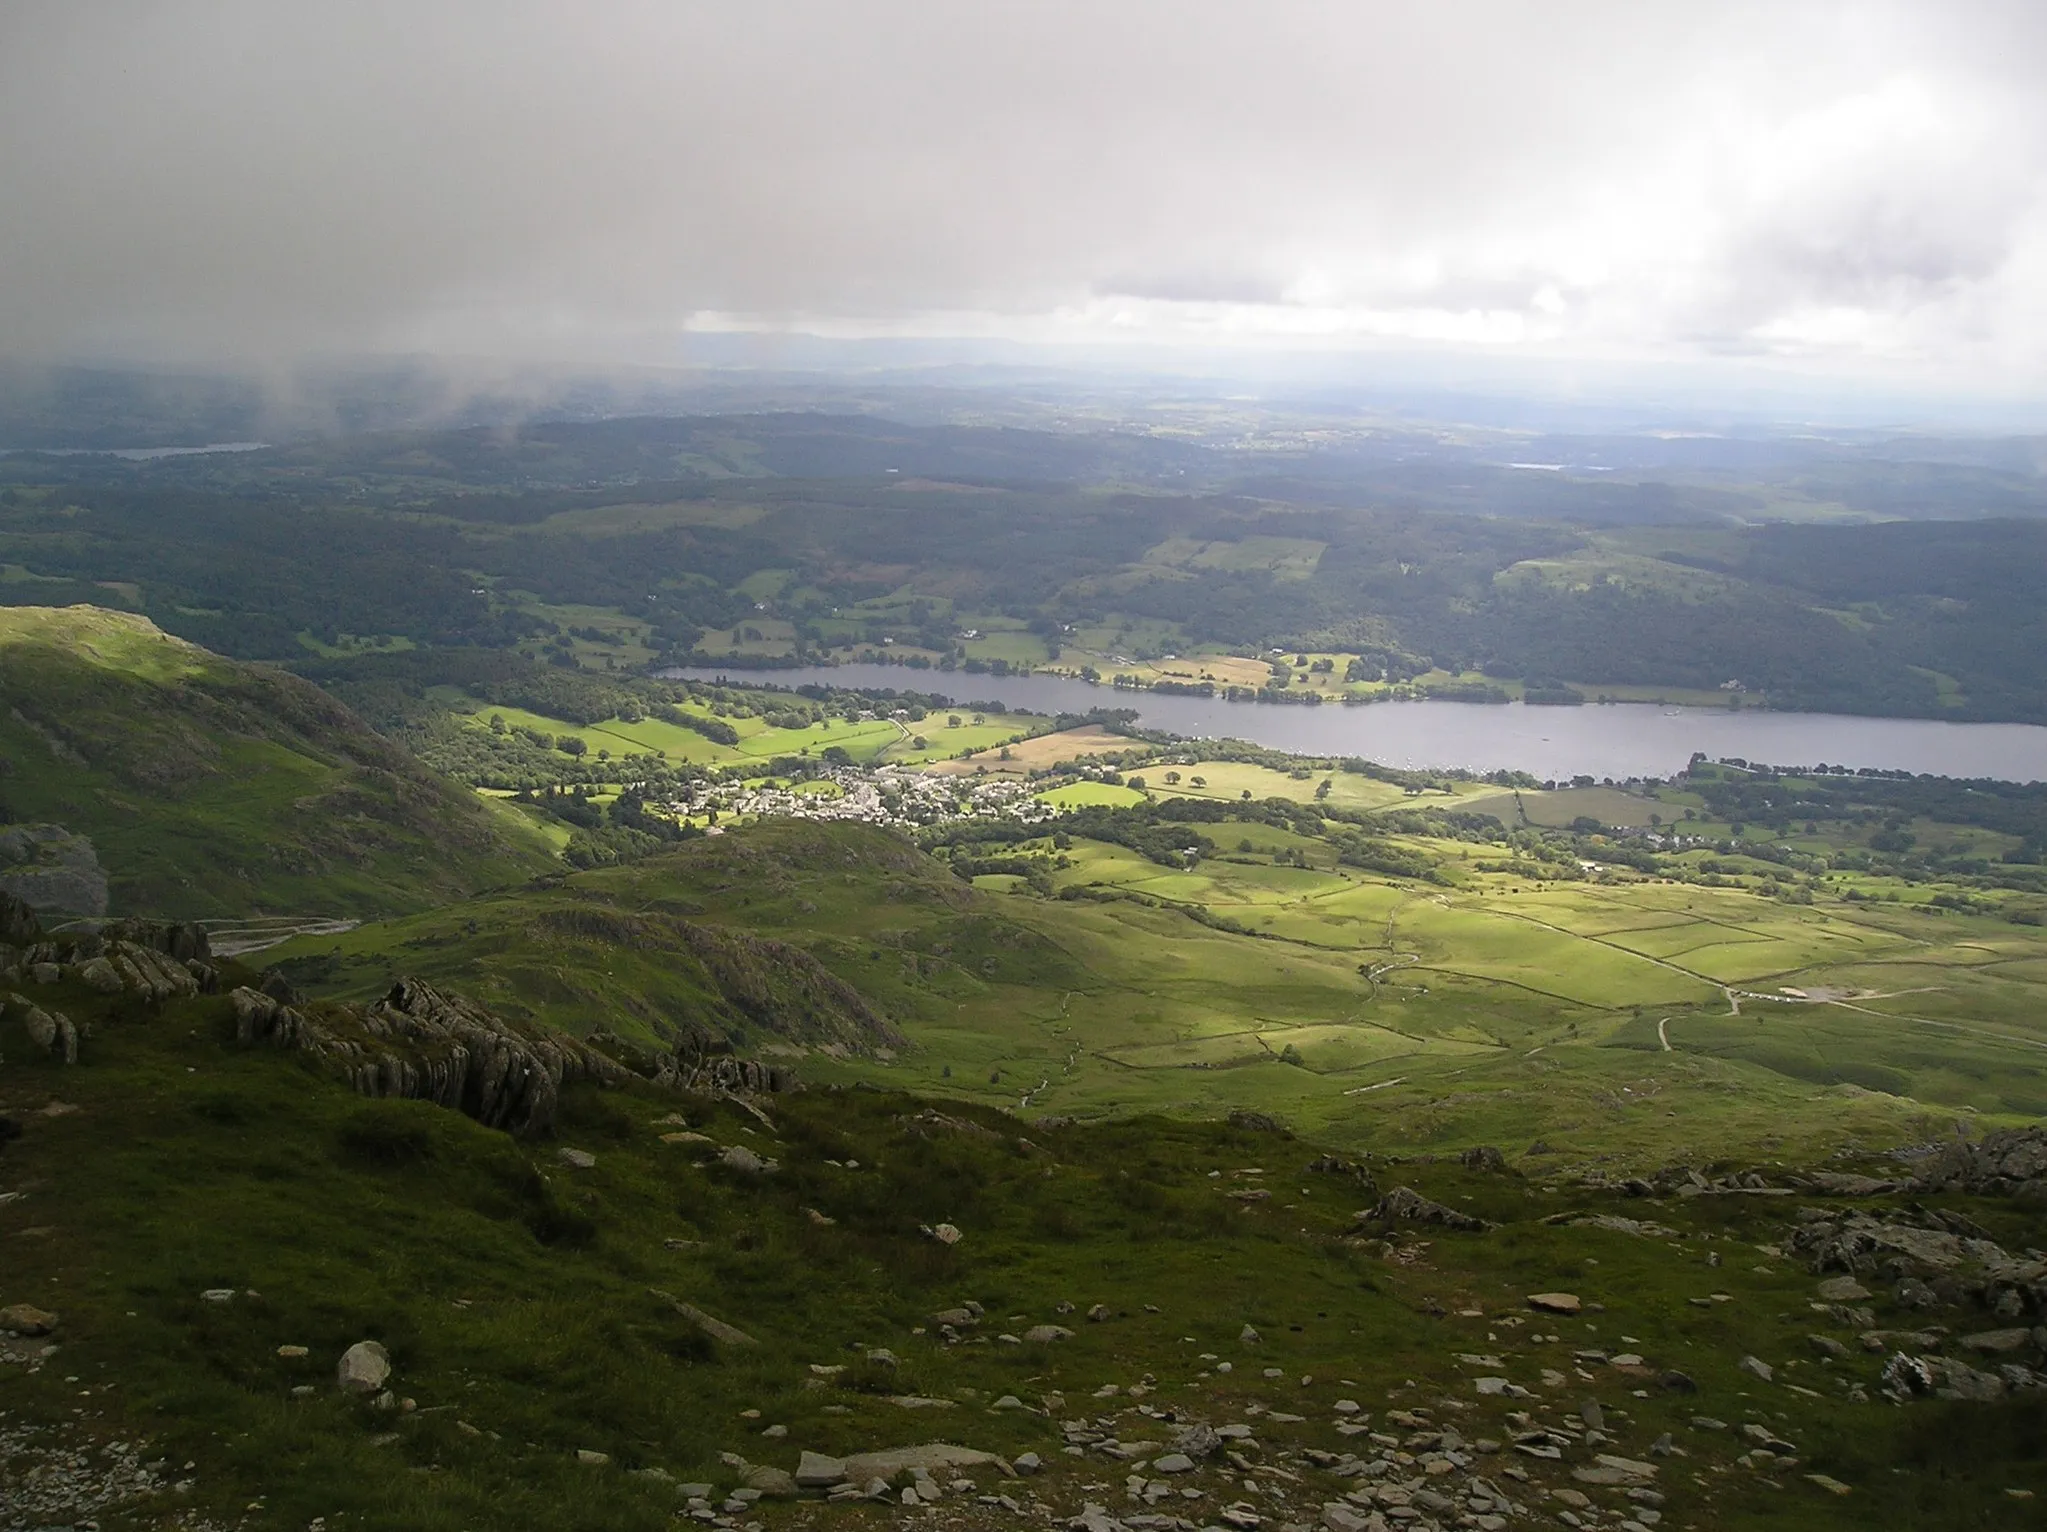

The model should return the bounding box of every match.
[557,1148,597,1170]
[1804,1172,1903,1197]
[1153,1453,1196,1474]
[337,1340,392,1395]
[1816,1276,1871,1303]
[649,1289,759,1348]
[796,1450,848,1487]
[1172,1423,1222,1459]
[0,1303,58,1335]
[931,1222,962,1245]
[1961,1328,2034,1355]
[838,1444,1003,1484]
[1458,1145,1507,1173]
[721,1145,776,1175]
[14,996,79,1064]
[1023,1325,1074,1344]
[1737,1355,1774,1383]
[742,1464,799,1498]
[1527,1293,1582,1315]
[74,956,125,994]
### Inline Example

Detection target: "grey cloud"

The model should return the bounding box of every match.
[0,0,2041,380]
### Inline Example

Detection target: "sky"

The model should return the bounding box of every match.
[4,1,2046,400]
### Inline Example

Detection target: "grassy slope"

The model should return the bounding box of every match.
[6,964,2046,1531]
[266,820,2047,1164]
[0,606,555,918]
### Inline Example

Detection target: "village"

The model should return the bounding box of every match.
[667,764,1063,834]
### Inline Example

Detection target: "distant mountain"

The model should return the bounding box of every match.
[0,605,556,917]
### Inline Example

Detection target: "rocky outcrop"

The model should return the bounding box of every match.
[4,914,214,1001]
[1915,1127,2047,1201]
[1361,1186,1496,1233]
[1227,1109,1289,1135]
[232,978,631,1137]
[1881,1351,2044,1403]
[1788,1206,2047,1323]
[656,1052,795,1095]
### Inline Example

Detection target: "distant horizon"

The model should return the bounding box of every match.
[8,340,2047,442]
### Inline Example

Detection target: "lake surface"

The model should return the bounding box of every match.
[665,663,2047,782]
[0,441,269,460]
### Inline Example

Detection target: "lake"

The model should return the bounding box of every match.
[0,441,269,459]
[663,663,2047,782]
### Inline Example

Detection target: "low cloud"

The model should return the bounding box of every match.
[1,1,2043,388]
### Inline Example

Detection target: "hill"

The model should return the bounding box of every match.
[2,895,2043,1529]
[0,606,555,918]
[264,807,2047,1166]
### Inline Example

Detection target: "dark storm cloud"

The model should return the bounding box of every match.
[0,1,2042,377]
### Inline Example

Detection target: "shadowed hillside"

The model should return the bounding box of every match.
[0,606,555,918]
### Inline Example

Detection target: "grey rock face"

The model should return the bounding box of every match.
[0,825,108,917]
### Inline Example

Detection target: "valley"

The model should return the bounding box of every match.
[2,415,2046,1532]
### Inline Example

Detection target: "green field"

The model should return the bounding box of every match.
[268,813,2047,1160]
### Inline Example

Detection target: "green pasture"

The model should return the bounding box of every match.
[456,699,1038,773]
[1037,781,1147,808]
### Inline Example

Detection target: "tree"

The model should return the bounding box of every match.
[1241,789,1253,801]
[947,714,962,728]
[557,735,587,757]
[911,735,928,749]
[1164,770,1181,784]
[1190,775,1207,788]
